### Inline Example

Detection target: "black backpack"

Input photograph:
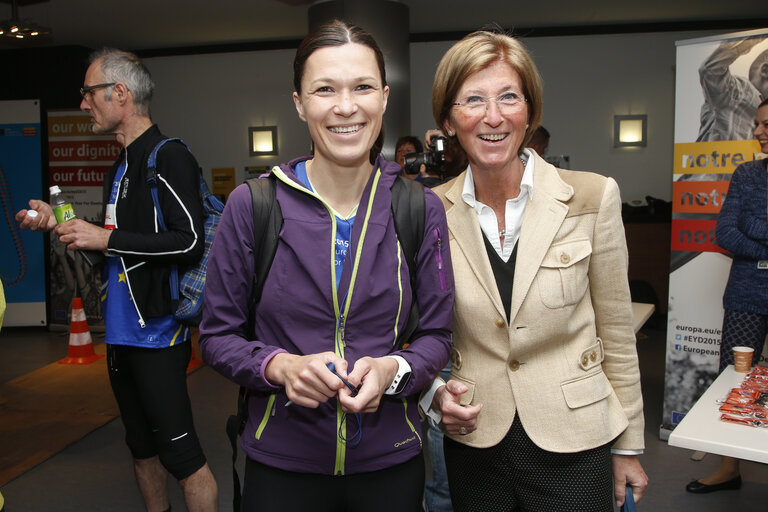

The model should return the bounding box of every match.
[225,171,425,511]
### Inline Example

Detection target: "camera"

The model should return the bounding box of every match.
[403,136,447,176]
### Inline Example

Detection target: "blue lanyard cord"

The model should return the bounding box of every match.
[338,412,363,447]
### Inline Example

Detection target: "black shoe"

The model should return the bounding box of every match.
[686,475,742,493]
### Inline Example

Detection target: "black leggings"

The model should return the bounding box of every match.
[241,455,425,512]
[107,342,206,480]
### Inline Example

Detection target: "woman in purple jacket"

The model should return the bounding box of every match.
[200,20,454,512]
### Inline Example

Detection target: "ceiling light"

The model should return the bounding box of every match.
[0,0,51,40]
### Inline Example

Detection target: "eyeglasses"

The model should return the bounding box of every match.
[452,91,527,114]
[79,82,116,99]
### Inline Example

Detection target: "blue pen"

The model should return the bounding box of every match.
[326,362,360,395]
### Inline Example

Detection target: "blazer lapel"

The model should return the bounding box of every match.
[509,157,573,323]
[444,174,507,320]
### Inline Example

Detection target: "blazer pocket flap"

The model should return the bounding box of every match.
[561,370,612,409]
[449,373,476,406]
[578,338,604,371]
[541,239,592,269]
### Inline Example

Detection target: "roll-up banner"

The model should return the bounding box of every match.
[662,29,768,438]
[0,100,46,326]
[47,110,119,328]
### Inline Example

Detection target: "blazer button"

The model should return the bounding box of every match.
[560,252,570,264]
[508,360,521,371]
[495,319,506,328]
[590,350,597,362]
[581,355,589,366]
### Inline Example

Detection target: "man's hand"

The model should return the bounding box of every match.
[54,219,112,251]
[15,200,57,232]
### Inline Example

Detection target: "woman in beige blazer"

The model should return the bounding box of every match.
[425,30,648,511]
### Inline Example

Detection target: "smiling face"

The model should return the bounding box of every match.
[293,43,389,172]
[444,60,529,175]
[754,104,768,154]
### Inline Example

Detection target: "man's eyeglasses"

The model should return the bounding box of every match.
[79,82,116,99]
[452,92,527,114]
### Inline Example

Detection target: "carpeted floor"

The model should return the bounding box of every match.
[0,342,116,486]
[1,322,767,511]
[0,331,205,487]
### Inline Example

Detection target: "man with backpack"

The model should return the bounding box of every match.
[16,48,217,512]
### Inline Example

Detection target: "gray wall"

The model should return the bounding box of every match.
[146,29,721,201]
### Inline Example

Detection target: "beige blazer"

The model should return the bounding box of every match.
[434,153,644,453]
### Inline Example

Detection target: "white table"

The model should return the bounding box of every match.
[667,365,768,464]
[631,302,655,334]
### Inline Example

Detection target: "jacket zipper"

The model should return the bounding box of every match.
[274,166,387,476]
[254,393,276,440]
[113,153,147,328]
[433,227,447,291]
[400,397,422,448]
[273,166,394,475]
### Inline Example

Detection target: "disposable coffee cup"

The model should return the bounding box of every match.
[733,346,754,373]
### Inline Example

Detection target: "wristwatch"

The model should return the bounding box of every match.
[385,355,412,395]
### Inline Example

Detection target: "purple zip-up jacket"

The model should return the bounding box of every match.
[200,155,454,475]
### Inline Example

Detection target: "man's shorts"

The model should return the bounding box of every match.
[107,341,206,480]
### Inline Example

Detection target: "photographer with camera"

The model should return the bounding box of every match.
[399,130,467,192]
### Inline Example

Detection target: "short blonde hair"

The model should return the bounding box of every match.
[432,30,543,155]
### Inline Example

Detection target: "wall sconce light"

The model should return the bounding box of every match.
[249,126,278,156]
[614,114,647,148]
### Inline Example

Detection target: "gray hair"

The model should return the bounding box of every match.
[89,48,154,116]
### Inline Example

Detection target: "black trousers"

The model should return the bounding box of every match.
[443,415,613,512]
[719,309,768,372]
[242,454,424,512]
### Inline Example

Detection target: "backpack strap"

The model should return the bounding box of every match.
[227,171,283,512]
[246,173,283,308]
[145,138,190,309]
[390,176,426,348]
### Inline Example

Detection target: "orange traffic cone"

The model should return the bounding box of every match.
[187,328,203,370]
[187,349,203,370]
[59,297,104,365]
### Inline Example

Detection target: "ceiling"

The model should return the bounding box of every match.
[1,0,765,52]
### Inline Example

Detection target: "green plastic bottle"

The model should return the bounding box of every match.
[50,185,76,223]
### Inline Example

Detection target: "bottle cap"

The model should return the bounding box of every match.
[49,185,62,195]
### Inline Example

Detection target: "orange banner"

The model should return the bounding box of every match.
[670,219,727,253]
[47,115,101,138]
[673,140,762,175]
[672,180,730,214]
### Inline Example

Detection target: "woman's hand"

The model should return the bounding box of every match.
[265,352,348,408]
[337,356,398,413]
[612,454,648,507]
[435,379,483,436]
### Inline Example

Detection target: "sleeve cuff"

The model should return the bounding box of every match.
[419,377,446,424]
[611,449,644,455]
[260,348,288,389]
